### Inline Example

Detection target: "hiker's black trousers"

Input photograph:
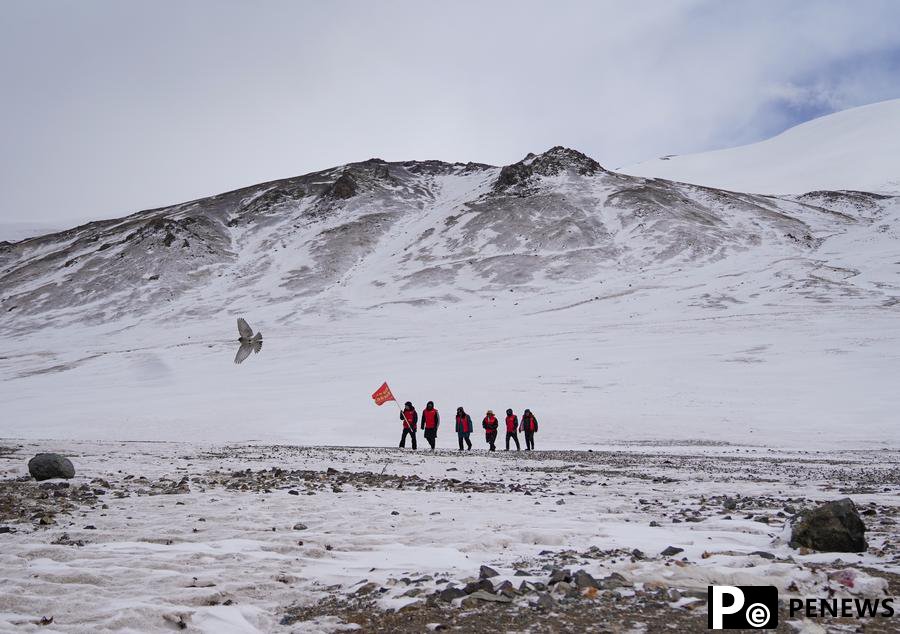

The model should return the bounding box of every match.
[400,428,417,450]
[423,428,437,450]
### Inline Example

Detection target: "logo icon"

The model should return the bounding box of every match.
[708,585,778,629]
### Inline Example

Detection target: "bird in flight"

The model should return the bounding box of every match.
[234,318,263,364]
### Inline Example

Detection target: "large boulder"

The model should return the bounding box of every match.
[28,453,75,481]
[790,498,867,552]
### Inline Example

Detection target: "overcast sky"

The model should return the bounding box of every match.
[2,0,900,226]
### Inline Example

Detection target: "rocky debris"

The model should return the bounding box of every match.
[790,498,868,552]
[1,479,94,525]
[460,590,511,607]
[436,586,467,603]
[462,579,494,595]
[599,572,629,590]
[518,580,546,594]
[572,570,601,590]
[292,523,308,531]
[28,453,75,481]
[548,569,571,585]
[534,593,556,611]
[353,582,380,596]
[660,546,684,557]
[479,565,499,579]
[51,532,85,547]
[495,581,518,598]
[201,466,508,496]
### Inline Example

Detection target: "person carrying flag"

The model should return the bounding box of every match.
[399,401,418,450]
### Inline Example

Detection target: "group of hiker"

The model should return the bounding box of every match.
[399,401,539,452]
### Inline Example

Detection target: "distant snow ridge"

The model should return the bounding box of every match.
[0,144,897,333]
[622,99,900,195]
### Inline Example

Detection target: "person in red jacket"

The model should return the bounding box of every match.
[421,401,440,451]
[504,408,520,451]
[399,401,417,450]
[482,410,499,451]
[455,406,473,451]
[521,409,538,450]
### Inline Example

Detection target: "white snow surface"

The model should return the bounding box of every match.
[622,99,900,195]
[0,441,896,632]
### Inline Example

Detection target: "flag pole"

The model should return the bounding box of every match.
[395,395,409,430]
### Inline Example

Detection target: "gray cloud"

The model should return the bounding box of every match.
[1,0,899,225]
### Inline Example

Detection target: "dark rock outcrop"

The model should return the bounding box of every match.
[790,498,867,552]
[328,174,358,199]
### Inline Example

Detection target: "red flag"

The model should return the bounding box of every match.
[371,382,395,406]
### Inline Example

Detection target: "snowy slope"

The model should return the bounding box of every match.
[623,99,900,195]
[0,147,898,450]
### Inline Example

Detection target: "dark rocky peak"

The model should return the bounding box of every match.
[494,146,604,192]
[531,146,603,176]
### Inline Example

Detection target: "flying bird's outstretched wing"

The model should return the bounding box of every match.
[234,343,254,364]
[237,318,253,340]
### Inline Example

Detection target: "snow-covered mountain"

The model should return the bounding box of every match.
[1,146,892,331]
[1,146,898,448]
[623,99,900,195]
